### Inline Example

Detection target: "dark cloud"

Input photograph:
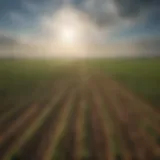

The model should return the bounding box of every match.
[0,35,18,46]
[135,36,160,57]
[0,0,62,24]
[144,7,160,29]
[114,0,160,17]
[1,0,159,29]
[74,0,160,30]
[0,0,22,17]
[138,37,160,49]
[74,0,121,28]
[0,0,63,17]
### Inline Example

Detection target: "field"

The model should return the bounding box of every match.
[86,58,160,108]
[0,58,160,160]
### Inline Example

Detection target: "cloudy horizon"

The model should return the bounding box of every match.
[0,0,159,58]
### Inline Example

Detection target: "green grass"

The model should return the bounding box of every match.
[0,59,70,103]
[1,58,160,109]
[87,58,160,108]
[0,58,160,159]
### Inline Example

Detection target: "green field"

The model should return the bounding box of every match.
[0,59,72,106]
[87,58,160,108]
[0,58,160,160]
[0,58,160,108]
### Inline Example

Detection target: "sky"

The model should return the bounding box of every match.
[0,0,160,57]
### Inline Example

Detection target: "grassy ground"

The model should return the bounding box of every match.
[0,59,70,107]
[86,58,160,108]
[0,58,160,108]
[0,58,160,160]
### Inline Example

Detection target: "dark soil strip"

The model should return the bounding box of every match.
[83,90,92,160]
[12,88,72,160]
[52,91,80,160]
[0,89,56,159]
[0,84,71,160]
[95,79,137,160]
[86,88,108,160]
[0,81,58,133]
[96,76,158,159]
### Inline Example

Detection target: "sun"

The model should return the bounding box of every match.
[42,5,99,57]
[57,24,79,45]
[52,6,87,47]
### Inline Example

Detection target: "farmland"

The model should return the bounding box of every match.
[0,58,160,160]
[87,58,160,108]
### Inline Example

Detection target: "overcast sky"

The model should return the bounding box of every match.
[0,0,160,57]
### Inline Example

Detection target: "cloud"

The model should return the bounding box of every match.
[1,31,159,58]
[9,12,26,24]
[75,0,160,30]
[113,0,160,17]
[22,0,39,14]
[0,34,22,57]
[0,33,21,47]
[89,36,160,57]
[80,0,120,27]
[0,0,159,58]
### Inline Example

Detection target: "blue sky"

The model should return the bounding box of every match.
[0,0,159,37]
[0,0,160,57]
